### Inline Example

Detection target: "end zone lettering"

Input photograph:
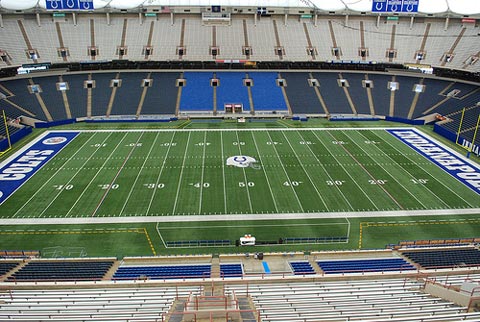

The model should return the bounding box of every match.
[0,132,79,204]
[388,130,480,194]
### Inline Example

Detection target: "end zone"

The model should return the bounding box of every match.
[0,131,79,204]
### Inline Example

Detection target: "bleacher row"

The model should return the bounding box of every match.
[1,71,478,121]
[0,14,479,72]
[2,247,480,281]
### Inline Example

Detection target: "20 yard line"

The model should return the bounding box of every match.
[172,132,192,215]
[119,132,160,216]
[11,133,100,218]
[64,132,130,217]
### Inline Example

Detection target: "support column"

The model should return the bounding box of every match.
[72,12,76,26]
[36,13,41,27]
[444,17,449,31]
[410,16,414,29]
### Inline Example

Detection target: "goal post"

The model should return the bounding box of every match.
[0,110,12,156]
[455,107,480,157]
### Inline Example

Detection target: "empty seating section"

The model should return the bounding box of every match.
[249,72,287,112]
[113,264,211,280]
[402,248,480,269]
[220,263,243,277]
[31,76,67,120]
[369,74,392,117]
[289,261,315,275]
[0,262,18,276]
[412,78,453,118]
[342,73,371,115]
[283,73,322,114]
[110,73,147,116]
[180,72,214,112]
[61,74,87,119]
[141,73,179,115]
[7,260,113,281]
[317,258,416,274]
[312,73,352,114]
[90,73,115,117]
[392,76,419,119]
[216,72,250,112]
[0,286,203,321]
[2,79,47,121]
[225,278,476,321]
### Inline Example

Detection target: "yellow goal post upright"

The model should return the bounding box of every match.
[455,107,480,158]
[0,110,12,156]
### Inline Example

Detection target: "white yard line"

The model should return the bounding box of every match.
[343,130,428,209]
[250,131,279,213]
[296,130,354,211]
[265,131,305,212]
[11,133,97,218]
[64,133,129,217]
[91,133,145,217]
[119,132,160,216]
[198,132,207,214]
[235,131,253,214]
[145,132,177,216]
[220,131,227,214]
[280,131,329,211]
[356,130,451,208]
[310,130,380,211]
[172,132,191,215]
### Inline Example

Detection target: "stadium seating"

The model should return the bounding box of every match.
[0,285,203,321]
[282,73,322,114]
[0,262,19,276]
[317,258,416,274]
[215,72,250,113]
[140,72,179,115]
[7,260,114,281]
[402,248,480,269]
[289,261,315,275]
[225,278,480,322]
[249,72,288,112]
[180,72,214,112]
[219,263,243,277]
[113,264,211,280]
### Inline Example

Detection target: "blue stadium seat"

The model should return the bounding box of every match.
[317,258,416,274]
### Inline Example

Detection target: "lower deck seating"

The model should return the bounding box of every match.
[7,260,113,281]
[317,258,416,274]
[220,263,243,277]
[290,261,315,275]
[0,262,19,276]
[402,248,480,269]
[113,264,211,280]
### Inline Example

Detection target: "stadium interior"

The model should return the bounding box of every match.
[0,0,480,321]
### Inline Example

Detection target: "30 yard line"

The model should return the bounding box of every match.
[11,133,99,218]
[310,130,379,211]
[172,132,191,215]
[119,132,160,216]
[64,132,130,217]
[296,130,354,211]
[265,130,304,212]
[145,132,177,216]
[280,131,329,211]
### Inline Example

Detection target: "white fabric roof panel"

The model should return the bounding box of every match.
[0,0,479,14]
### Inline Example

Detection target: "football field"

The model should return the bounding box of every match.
[1,128,478,219]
